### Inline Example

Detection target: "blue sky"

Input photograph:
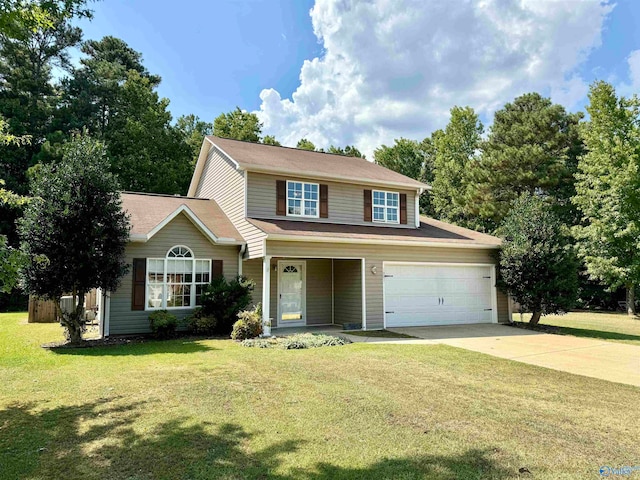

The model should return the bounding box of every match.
[75,0,319,122]
[74,1,640,156]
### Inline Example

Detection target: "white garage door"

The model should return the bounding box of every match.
[384,263,495,327]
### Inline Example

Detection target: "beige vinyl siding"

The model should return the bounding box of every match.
[301,259,332,325]
[333,259,363,325]
[497,290,509,323]
[266,240,504,330]
[243,258,263,309]
[194,146,266,258]
[247,172,416,228]
[109,213,240,335]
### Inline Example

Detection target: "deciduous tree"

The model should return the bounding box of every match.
[572,81,640,316]
[19,135,130,343]
[430,106,483,228]
[262,135,280,146]
[213,107,261,142]
[498,193,578,325]
[296,138,316,151]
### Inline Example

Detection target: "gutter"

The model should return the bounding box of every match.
[265,233,501,249]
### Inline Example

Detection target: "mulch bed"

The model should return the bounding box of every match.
[42,332,229,350]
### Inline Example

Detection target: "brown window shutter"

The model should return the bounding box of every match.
[276,180,286,216]
[212,260,223,279]
[320,184,328,218]
[364,189,372,222]
[400,193,407,224]
[132,258,146,311]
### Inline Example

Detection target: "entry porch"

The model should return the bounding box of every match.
[242,256,365,330]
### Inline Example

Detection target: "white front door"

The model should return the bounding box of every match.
[278,261,306,327]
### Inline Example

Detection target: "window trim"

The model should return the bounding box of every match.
[372,189,400,224]
[286,180,320,218]
[145,245,212,311]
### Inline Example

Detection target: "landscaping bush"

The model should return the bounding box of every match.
[148,310,177,339]
[199,276,255,335]
[231,304,262,341]
[241,333,348,349]
[185,307,218,335]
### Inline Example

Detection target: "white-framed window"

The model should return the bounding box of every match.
[287,180,319,218]
[146,246,212,310]
[372,190,399,224]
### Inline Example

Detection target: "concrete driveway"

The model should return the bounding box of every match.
[349,324,640,387]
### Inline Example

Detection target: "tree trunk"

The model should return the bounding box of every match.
[627,285,636,317]
[58,288,85,344]
[529,311,542,325]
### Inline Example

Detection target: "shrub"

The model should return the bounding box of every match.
[148,310,177,339]
[241,333,348,349]
[200,276,255,335]
[186,307,218,336]
[231,304,263,340]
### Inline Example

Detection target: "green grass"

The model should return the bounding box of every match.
[514,311,640,346]
[343,329,418,338]
[1,312,638,480]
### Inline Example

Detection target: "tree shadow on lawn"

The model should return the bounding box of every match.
[0,399,515,480]
[47,338,218,357]
[513,320,640,344]
[553,325,640,344]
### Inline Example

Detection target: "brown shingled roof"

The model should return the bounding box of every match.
[121,192,243,243]
[247,216,502,248]
[207,136,429,190]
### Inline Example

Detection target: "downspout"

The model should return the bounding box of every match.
[238,243,247,276]
[103,291,111,338]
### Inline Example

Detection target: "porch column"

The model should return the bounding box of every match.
[361,258,367,330]
[262,256,272,331]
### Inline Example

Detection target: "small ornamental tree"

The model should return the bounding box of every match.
[497,193,579,325]
[19,135,130,343]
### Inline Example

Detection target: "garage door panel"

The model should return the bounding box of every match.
[384,264,495,327]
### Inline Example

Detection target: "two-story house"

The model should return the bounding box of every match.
[100,136,509,337]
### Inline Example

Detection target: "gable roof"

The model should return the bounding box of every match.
[189,136,429,195]
[121,192,243,244]
[248,216,502,249]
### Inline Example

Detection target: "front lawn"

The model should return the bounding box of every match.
[1,312,638,479]
[513,311,640,346]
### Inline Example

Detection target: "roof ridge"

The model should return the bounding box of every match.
[121,191,209,201]
[207,135,371,162]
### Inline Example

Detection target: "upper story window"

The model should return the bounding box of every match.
[287,181,319,218]
[147,246,212,310]
[372,190,399,224]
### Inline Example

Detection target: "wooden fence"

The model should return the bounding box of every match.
[27,297,57,323]
[27,290,99,323]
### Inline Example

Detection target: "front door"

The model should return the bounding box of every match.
[278,261,306,327]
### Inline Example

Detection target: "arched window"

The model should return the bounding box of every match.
[146,246,212,310]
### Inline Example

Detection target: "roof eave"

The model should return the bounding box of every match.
[241,165,429,191]
[265,233,501,249]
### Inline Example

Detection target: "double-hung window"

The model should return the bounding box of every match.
[372,190,399,224]
[147,246,212,310]
[287,181,319,217]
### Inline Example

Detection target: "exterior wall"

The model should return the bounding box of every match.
[300,259,332,326]
[497,290,509,323]
[266,240,505,330]
[247,172,417,228]
[194,146,266,258]
[109,213,240,335]
[333,259,363,326]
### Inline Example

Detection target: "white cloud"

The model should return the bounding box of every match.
[256,0,613,158]
[627,50,640,90]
